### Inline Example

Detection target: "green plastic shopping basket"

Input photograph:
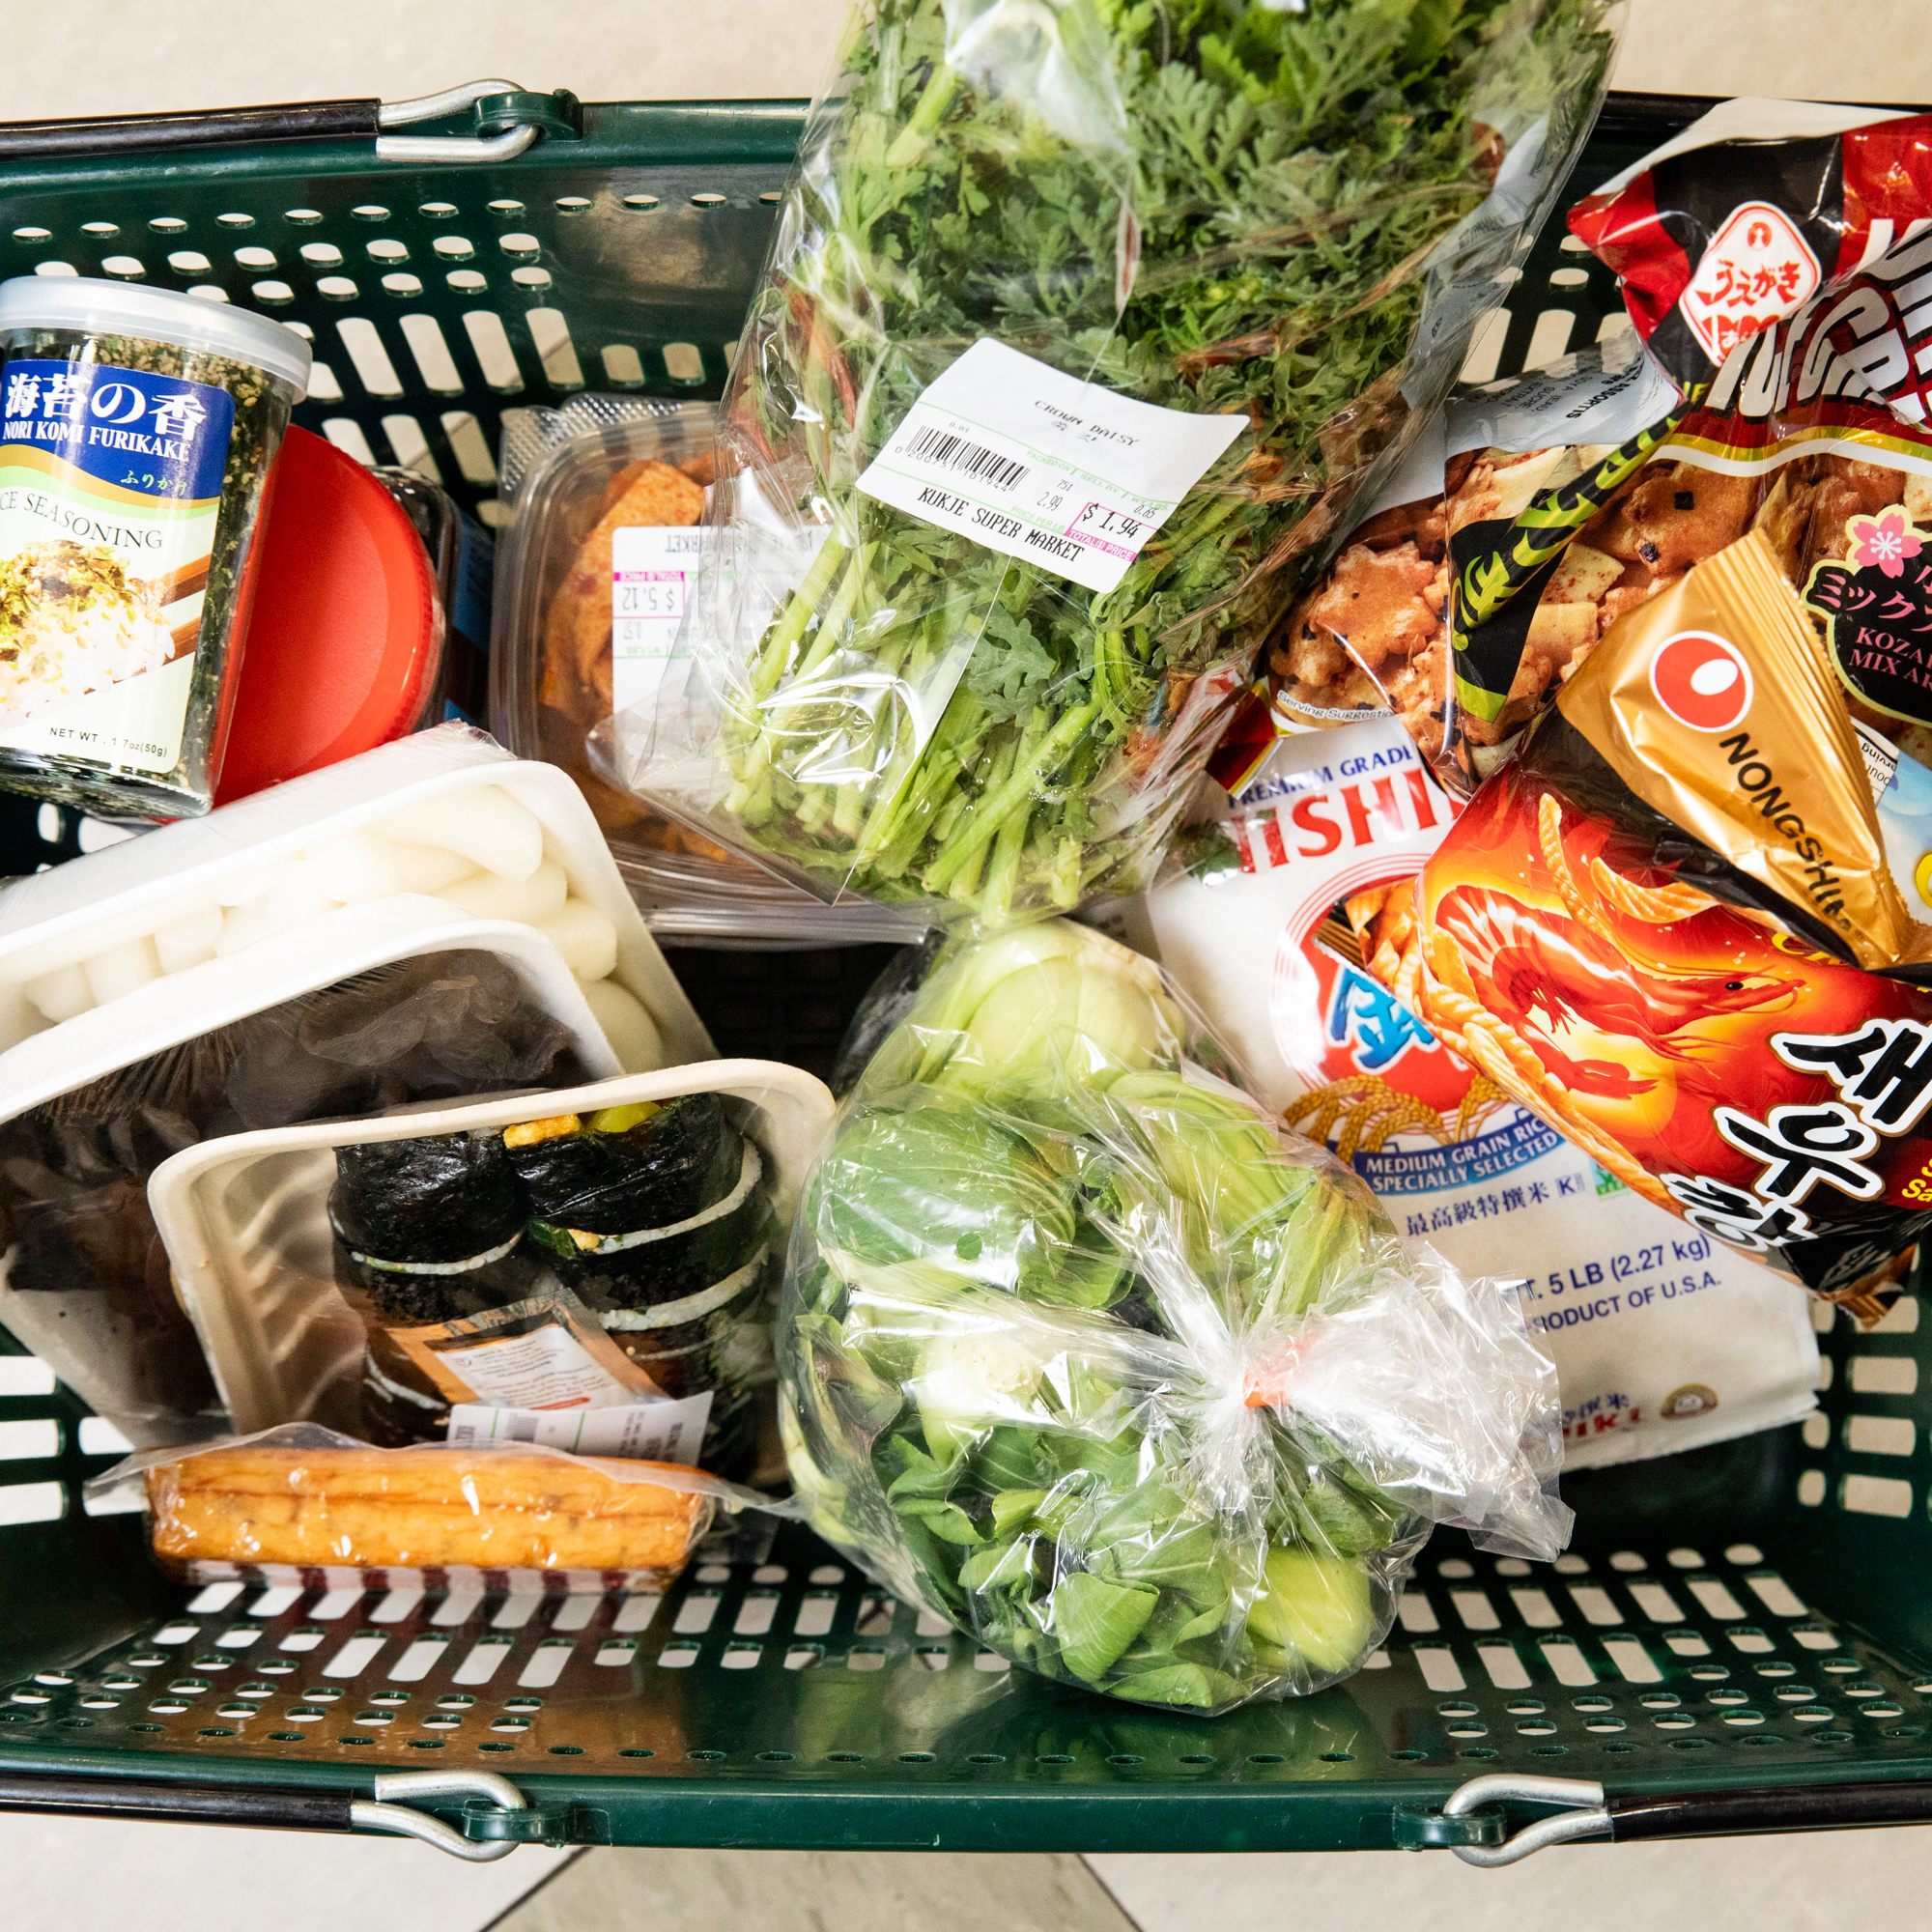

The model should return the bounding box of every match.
[1,80,1929,1867]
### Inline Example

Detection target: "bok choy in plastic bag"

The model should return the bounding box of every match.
[603,0,1622,924]
[779,920,1570,1713]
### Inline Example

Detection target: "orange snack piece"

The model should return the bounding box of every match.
[539,460,705,715]
[147,1445,712,1574]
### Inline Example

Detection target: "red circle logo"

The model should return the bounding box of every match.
[1649,630,1753,732]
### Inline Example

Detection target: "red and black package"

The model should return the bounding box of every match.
[1570,102,1932,390]
[1443,216,1932,806]
[1408,531,1932,1325]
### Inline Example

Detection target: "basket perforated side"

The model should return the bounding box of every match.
[5,94,1932,1851]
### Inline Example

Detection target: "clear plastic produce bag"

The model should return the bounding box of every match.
[779,921,1570,1714]
[601,0,1622,924]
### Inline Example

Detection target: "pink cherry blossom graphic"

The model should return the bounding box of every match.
[1848,509,1924,580]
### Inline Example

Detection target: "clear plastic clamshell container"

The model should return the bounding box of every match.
[489,396,929,947]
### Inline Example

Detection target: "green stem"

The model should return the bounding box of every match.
[923,698,1099,895]
[947,732,1016,904]
[978,717,1043,926]
[833,782,867,839]
[864,694,991,879]
[743,543,873,800]
[725,768,774,826]
[883,60,960,169]
[796,784,837,837]
[1048,836,1082,910]
[751,535,850,704]
[786,543,875,693]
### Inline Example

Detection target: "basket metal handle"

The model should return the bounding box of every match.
[1407,1771,1932,1864]
[0,79,572,164]
[0,1763,542,1861]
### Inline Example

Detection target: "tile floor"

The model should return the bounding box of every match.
[7,2,1932,1925]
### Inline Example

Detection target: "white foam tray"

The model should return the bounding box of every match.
[148,1059,835,1435]
[0,723,711,1068]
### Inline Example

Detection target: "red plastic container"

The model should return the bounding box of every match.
[214,428,442,805]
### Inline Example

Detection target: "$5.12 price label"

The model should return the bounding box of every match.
[856,339,1247,595]
[611,525,710,713]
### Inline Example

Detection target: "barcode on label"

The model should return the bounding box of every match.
[503,1414,538,1442]
[905,426,1027,492]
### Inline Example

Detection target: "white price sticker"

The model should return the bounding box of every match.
[856,339,1248,594]
[611,526,710,713]
[447,1390,713,1464]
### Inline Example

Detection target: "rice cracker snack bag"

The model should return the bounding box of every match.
[1286,122,1932,817]
[1265,346,1683,795]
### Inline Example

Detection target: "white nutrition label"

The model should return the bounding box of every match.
[855,339,1249,594]
[430,1321,640,1412]
[448,1390,712,1464]
[611,525,710,714]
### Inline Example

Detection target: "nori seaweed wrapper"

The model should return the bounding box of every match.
[357,1340,455,1449]
[504,1093,780,1478]
[509,1092,737,1232]
[332,1130,529,1263]
[510,1093,769,1313]
[330,1130,538,1325]
[330,1128,545,1448]
[602,1250,776,1479]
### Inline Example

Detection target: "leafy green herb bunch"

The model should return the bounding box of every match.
[639,0,1616,923]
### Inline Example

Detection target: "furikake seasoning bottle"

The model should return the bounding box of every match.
[0,276,309,816]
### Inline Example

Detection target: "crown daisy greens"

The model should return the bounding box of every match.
[622,0,1619,923]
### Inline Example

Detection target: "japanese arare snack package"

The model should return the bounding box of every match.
[1144,715,1818,1466]
[1410,530,1932,1324]
[335,1095,777,1479]
[1445,241,1932,917]
[1568,99,1932,391]
[0,951,589,1447]
[606,0,1620,924]
[1425,216,1932,812]
[1264,345,1682,794]
[781,919,1569,1715]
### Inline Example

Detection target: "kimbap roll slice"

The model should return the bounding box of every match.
[506,1095,769,1314]
[593,1248,775,1480]
[330,1129,539,1444]
[502,1094,777,1478]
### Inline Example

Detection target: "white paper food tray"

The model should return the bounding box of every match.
[0,722,711,1066]
[148,1059,835,1435]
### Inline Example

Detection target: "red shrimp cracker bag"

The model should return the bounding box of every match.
[1412,529,1932,1322]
